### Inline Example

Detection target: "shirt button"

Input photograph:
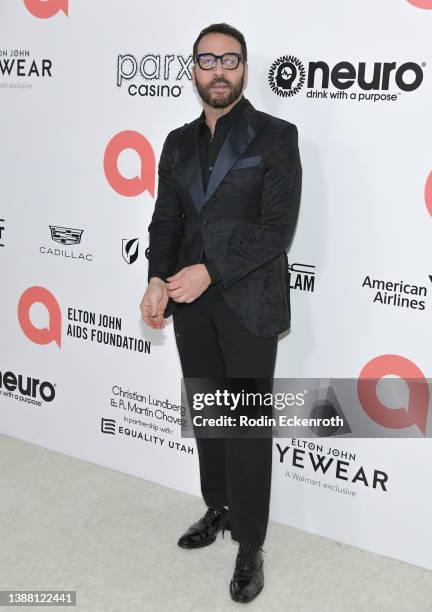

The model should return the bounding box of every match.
[209,165,213,171]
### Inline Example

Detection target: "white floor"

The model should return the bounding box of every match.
[1,433,431,612]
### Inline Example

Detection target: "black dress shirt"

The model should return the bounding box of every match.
[198,94,247,284]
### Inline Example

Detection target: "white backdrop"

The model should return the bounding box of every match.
[1,0,431,570]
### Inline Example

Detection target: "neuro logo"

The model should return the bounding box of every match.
[425,170,432,217]
[23,0,68,18]
[407,0,432,8]
[122,238,139,264]
[104,131,155,197]
[18,286,61,348]
[268,55,306,97]
[0,368,56,403]
[358,354,429,434]
[268,55,424,101]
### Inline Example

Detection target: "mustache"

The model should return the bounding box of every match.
[209,80,231,87]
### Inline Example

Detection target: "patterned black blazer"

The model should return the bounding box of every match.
[147,97,302,338]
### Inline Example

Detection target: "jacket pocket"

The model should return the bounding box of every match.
[232,155,263,170]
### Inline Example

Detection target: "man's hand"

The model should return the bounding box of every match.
[140,278,169,329]
[166,264,211,303]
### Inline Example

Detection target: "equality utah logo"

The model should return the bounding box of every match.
[268,55,425,103]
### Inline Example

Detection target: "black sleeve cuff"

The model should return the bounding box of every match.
[203,261,223,284]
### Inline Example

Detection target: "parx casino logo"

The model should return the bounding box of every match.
[117,53,193,99]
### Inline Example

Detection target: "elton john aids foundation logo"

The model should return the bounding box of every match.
[407,0,432,8]
[425,170,432,217]
[104,131,155,197]
[18,286,61,348]
[358,355,429,434]
[24,0,68,18]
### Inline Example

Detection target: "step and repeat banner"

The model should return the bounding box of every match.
[1,1,431,570]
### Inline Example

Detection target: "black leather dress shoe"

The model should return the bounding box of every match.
[177,506,230,549]
[229,543,265,603]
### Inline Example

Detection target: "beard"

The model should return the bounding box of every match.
[195,73,245,108]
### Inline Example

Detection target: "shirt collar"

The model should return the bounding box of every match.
[199,94,246,127]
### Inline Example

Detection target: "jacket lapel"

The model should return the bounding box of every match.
[179,118,205,212]
[178,98,269,214]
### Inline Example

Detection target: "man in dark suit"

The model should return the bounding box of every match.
[141,22,302,603]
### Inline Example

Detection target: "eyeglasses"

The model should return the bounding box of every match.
[194,52,244,70]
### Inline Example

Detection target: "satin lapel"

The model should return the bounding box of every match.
[202,107,268,211]
[178,119,205,213]
[178,99,269,214]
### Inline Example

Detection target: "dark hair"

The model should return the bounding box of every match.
[193,23,248,63]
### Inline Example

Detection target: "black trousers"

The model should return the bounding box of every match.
[173,284,278,546]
